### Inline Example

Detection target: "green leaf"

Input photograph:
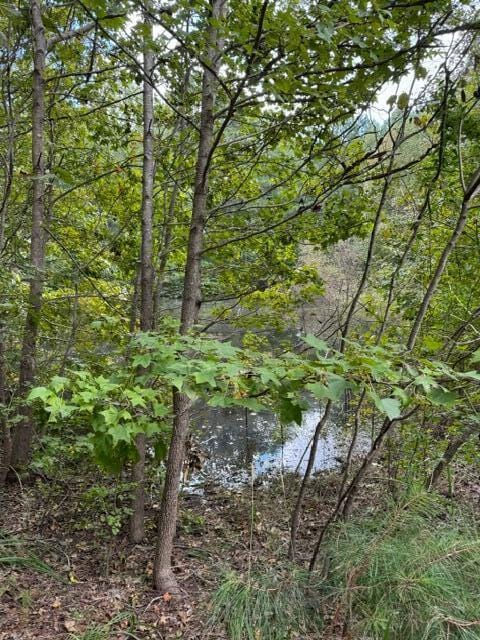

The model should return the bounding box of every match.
[50,376,69,392]
[107,423,132,445]
[471,349,480,363]
[278,397,303,425]
[397,92,409,110]
[459,370,480,382]
[306,382,331,400]
[415,374,435,393]
[371,394,401,420]
[423,336,443,352]
[258,367,281,386]
[144,422,162,437]
[28,387,51,402]
[306,375,349,402]
[193,366,218,387]
[124,389,147,408]
[132,353,152,369]
[427,388,457,407]
[154,438,168,461]
[152,401,169,418]
[303,334,329,353]
[100,407,119,425]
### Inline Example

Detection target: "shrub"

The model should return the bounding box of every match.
[210,566,322,640]
[323,491,480,639]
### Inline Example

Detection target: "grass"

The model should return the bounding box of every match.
[323,490,480,639]
[212,491,480,640]
[0,529,58,577]
[67,612,134,640]
[210,565,322,640]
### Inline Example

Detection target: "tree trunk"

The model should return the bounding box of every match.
[11,0,47,466]
[426,424,477,490]
[154,0,225,593]
[130,7,155,544]
[407,166,480,350]
[154,71,190,324]
[0,29,15,484]
[0,322,11,486]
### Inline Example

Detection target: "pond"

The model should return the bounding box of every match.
[189,400,371,488]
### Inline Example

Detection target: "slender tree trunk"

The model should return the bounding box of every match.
[59,283,79,375]
[154,0,225,593]
[129,263,142,335]
[154,74,190,324]
[154,181,179,321]
[407,167,480,350]
[130,7,155,544]
[333,171,480,525]
[289,121,404,558]
[288,401,331,559]
[0,321,10,486]
[427,424,477,490]
[0,32,14,484]
[11,0,46,466]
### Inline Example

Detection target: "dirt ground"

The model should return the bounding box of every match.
[0,468,340,639]
[1,464,476,640]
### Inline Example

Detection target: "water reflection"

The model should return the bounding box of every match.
[190,402,370,487]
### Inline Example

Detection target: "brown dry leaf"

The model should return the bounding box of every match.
[178,609,191,625]
[63,620,76,633]
[161,592,172,603]
[51,597,61,609]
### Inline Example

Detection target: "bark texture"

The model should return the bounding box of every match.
[154,0,225,593]
[11,0,47,466]
[130,8,155,544]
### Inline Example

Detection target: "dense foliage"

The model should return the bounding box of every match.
[2,0,480,637]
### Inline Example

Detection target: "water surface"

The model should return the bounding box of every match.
[190,402,370,487]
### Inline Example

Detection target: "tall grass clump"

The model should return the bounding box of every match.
[0,529,57,576]
[323,490,480,639]
[210,566,322,640]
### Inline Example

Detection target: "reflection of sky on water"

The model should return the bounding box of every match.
[189,401,370,487]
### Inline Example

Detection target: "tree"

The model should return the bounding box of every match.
[129,3,155,544]
[153,0,227,594]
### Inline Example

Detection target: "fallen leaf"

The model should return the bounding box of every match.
[51,597,61,609]
[63,620,76,633]
[161,592,172,602]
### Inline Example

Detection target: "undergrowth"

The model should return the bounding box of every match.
[212,491,480,640]
[0,529,57,577]
[67,612,133,640]
[323,490,480,639]
[210,565,322,640]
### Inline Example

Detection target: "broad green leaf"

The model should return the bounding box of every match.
[471,349,480,363]
[28,387,51,402]
[306,375,349,402]
[132,353,152,369]
[100,407,119,425]
[193,367,218,386]
[371,393,402,420]
[303,334,329,352]
[427,388,457,407]
[279,397,303,425]
[125,389,147,408]
[50,376,69,392]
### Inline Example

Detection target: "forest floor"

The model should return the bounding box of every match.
[1,465,477,640]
